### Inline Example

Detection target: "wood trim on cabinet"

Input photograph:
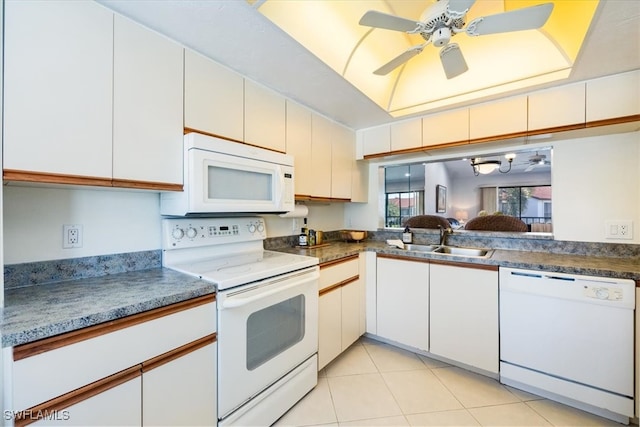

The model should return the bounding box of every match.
[428,259,499,271]
[376,253,431,263]
[526,123,586,136]
[585,114,640,128]
[13,294,216,361]
[183,128,286,154]
[14,365,142,427]
[320,255,359,269]
[319,276,359,296]
[3,169,113,187]
[111,179,183,192]
[142,333,216,373]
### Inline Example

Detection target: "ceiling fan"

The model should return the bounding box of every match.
[359,0,554,79]
[523,152,551,172]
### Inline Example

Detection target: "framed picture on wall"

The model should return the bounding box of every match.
[436,185,447,213]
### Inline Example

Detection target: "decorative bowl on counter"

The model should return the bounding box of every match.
[340,230,367,242]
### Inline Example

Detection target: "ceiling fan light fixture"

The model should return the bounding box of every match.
[471,159,501,176]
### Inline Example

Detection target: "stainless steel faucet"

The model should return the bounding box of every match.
[438,225,452,246]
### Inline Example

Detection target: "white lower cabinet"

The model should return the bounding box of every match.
[429,263,499,374]
[376,256,429,352]
[9,295,216,426]
[318,256,362,370]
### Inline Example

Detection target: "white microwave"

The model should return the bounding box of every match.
[161,133,295,216]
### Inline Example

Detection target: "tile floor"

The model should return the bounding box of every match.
[275,337,622,427]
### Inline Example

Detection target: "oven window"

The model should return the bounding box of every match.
[246,295,305,371]
[208,166,272,201]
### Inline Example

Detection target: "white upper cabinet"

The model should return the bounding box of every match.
[469,96,528,140]
[184,50,244,142]
[362,124,391,156]
[528,83,586,131]
[331,124,355,200]
[586,70,640,122]
[113,15,184,186]
[3,0,113,178]
[310,114,333,198]
[422,108,469,147]
[245,80,286,152]
[390,118,422,151]
[286,101,313,197]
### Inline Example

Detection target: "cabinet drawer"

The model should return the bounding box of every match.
[319,257,359,292]
[12,296,215,410]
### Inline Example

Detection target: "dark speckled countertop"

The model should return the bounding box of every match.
[1,268,214,348]
[277,240,640,282]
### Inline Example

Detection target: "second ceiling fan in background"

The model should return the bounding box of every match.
[359,0,554,79]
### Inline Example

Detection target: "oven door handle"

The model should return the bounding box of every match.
[220,272,319,309]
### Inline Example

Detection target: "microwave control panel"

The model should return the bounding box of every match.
[162,217,266,249]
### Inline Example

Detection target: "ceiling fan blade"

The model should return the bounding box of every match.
[359,10,420,32]
[447,0,476,16]
[524,164,536,172]
[465,3,553,36]
[374,44,425,75]
[439,43,468,79]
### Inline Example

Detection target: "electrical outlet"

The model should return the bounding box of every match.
[63,224,83,248]
[605,221,633,240]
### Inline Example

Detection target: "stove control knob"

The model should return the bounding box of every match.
[257,223,265,233]
[248,224,257,233]
[172,228,185,240]
[186,227,198,239]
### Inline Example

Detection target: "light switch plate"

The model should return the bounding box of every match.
[605,220,633,240]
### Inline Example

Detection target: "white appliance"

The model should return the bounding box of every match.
[499,267,635,423]
[161,133,295,216]
[162,217,319,427]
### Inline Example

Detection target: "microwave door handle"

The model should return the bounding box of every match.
[276,166,285,207]
[220,272,318,310]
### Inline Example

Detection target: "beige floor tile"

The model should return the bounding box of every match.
[382,370,463,414]
[364,342,428,372]
[327,373,403,422]
[325,344,378,377]
[505,385,544,402]
[526,399,622,426]
[432,367,520,408]
[469,402,552,426]
[339,415,410,426]
[417,354,450,369]
[274,377,337,427]
[405,409,480,426]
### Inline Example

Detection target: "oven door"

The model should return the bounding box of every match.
[217,266,319,419]
[189,147,294,213]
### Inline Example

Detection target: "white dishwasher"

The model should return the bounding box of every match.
[499,267,635,423]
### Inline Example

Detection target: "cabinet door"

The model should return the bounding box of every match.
[391,119,422,151]
[318,288,342,370]
[310,114,333,198]
[469,96,527,140]
[286,101,313,197]
[245,80,286,152]
[430,264,498,373]
[341,279,361,350]
[113,15,184,186]
[586,70,640,122]
[362,125,391,156]
[376,257,429,351]
[422,108,469,147]
[331,124,354,200]
[3,0,113,178]
[32,375,141,426]
[143,341,216,426]
[184,49,244,141]
[528,83,586,131]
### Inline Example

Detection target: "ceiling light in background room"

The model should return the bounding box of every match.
[471,153,515,176]
[254,0,599,118]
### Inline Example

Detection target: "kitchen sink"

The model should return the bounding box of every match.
[432,246,492,258]
[404,244,439,252]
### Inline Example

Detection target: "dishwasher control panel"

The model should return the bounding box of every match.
[584,286,624,301]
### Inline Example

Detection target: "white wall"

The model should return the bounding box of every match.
[3,186,162,264]
[263,203,345,237]
[553,131,640,243]
[424,162,452,215]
